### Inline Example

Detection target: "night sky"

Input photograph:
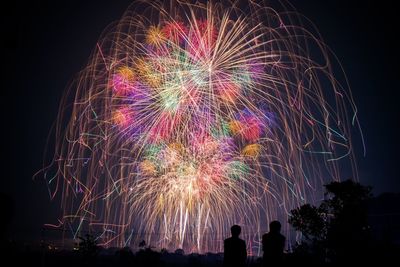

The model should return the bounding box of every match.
[3,0,399,243]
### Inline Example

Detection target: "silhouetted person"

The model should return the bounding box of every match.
[224,225,247,267]
[262,221,285,266]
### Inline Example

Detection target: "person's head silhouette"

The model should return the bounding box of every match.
[231,225,241,238]
[269,220,281,233]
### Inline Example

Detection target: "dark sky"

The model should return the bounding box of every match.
[3,0,399,242]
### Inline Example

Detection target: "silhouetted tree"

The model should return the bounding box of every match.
[289,204,328,264]
[175,248,185,255]
[78,233,99,265]
[324,180,372,264]
[289,180,373,264]
[289,204,327,242]
[139,239,146,248]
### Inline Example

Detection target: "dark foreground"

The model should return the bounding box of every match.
[2,242,398,267]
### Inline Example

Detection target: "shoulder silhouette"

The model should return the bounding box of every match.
[224,225,247,267]
[262,220,285,266]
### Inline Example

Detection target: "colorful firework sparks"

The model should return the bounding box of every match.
[40,0,363,254]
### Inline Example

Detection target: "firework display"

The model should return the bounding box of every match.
[43,0,361,254]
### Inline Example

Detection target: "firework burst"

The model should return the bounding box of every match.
[41,0,362,254]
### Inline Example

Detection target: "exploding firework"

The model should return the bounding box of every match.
[40,0,362,254]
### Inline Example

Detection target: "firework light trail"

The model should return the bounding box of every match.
[39,0,363,254]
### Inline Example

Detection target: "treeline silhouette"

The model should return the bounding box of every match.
[288,180,398,266]
[1,180,399,266]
